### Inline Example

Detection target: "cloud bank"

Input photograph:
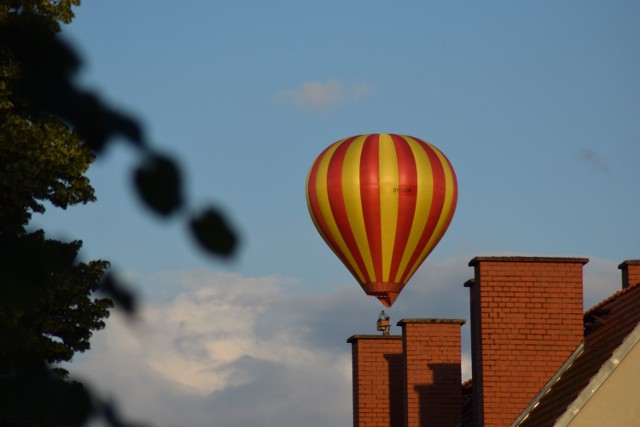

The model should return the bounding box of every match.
[69,256,620,427]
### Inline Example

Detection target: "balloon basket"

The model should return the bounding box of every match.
[377,310,391,335]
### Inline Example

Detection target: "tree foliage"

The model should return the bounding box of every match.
[1,1,238,426]
[0,114,96,233]
[1,3,95,234]
[1,3,238,257]
[1,0,112,375]
[0,232,111,374]
[1,1,79,31]
[0,4,114,426]
[0,231,110,426]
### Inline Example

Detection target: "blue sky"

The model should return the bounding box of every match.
[34,2,640,426]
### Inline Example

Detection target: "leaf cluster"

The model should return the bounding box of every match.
[0,231,112,427]
[0,7,95,234]
[0,114,96,233]
[1,0,80,32]
[0,231,112,374]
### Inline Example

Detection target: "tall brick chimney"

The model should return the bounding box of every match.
[397,318,465,427]
[347,335,405,427]
[465,257,587,427]
[619,260,640,289]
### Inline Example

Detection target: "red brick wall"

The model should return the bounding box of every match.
[619,260,640,289]
[347,335,404,427]
[467,257,587,427]
[398,319,465,427]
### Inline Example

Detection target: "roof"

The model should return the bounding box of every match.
[513,281,640,426]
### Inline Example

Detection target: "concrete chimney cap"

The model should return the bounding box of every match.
[468,256,589,267]
[396,318,466,326]
[618,260,640,269]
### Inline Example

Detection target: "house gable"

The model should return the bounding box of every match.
[514,281,640,426]
[562,323,640,426]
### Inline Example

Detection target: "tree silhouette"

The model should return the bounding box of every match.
[0,2,238,426]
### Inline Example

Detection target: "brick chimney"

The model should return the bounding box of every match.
[465,256,587,427]
[348,318,465,427]
[397,318,465,427]
[618,260,640,289]
[347,335,404,427]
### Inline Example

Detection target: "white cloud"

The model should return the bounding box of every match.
[276,80,370,111]
[71,271,358,427]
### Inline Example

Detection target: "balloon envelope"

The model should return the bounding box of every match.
[306,134,458,307]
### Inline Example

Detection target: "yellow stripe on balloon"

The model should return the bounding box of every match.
[315,139,367,283]
[342,136,376,282]
[405,145,456,279]
[378,134,399,282]
[306,168,326,244]
[393,136,433,283]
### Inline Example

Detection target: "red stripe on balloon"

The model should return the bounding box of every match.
[326,137,371,283]
[388,135,418,283]
[307,145,362,282]
[360,134,382,283]
[398,139,447,284]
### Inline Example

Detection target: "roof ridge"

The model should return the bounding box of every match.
[584,281,640,318]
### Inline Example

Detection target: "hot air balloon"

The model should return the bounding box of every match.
[306,134,457,307]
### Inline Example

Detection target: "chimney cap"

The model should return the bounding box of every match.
[469,256,589,267]
[618,260,640,269]
[397,318,466,326]
[347,334,402,343]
